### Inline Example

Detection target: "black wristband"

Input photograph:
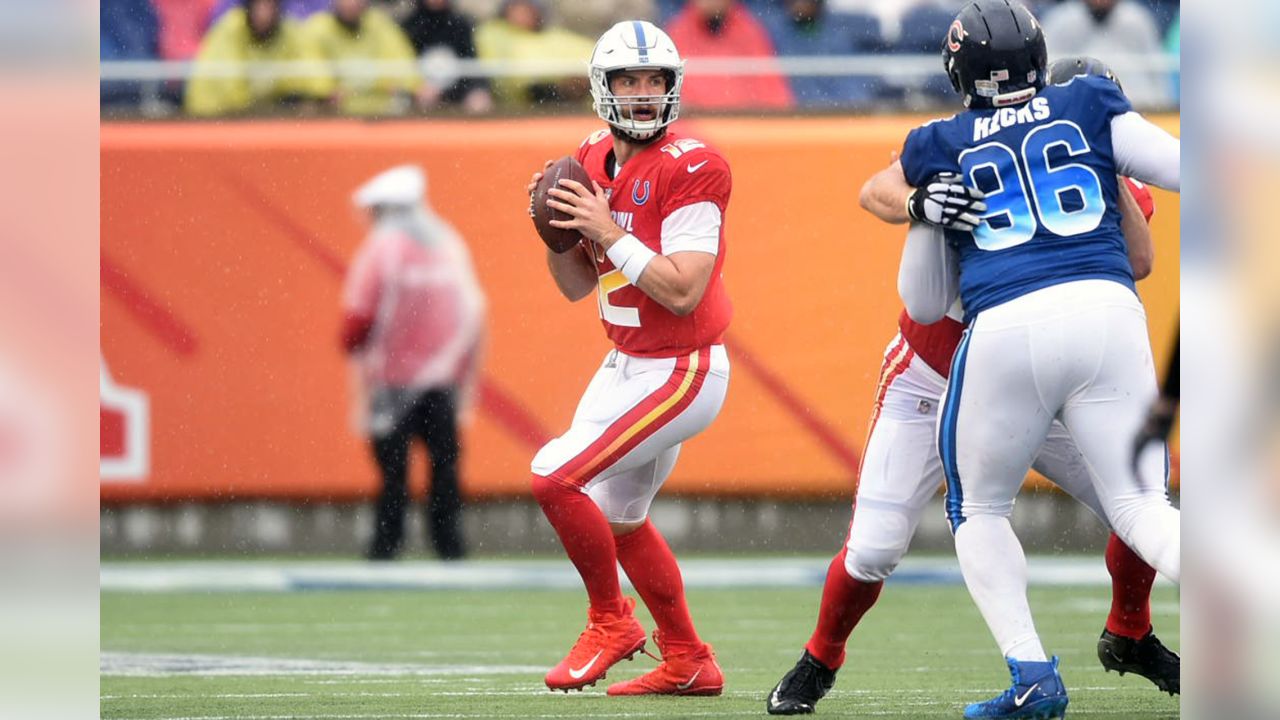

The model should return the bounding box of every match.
[906,188,923,222]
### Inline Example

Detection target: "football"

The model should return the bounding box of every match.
[531,156,593,253]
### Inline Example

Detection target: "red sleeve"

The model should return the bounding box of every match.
[576,129,610,164]
[659,149,732,216]
[1123,177,1156,223]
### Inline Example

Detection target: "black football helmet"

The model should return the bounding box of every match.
[1046,55,1124,92]
[942,0,1047,109]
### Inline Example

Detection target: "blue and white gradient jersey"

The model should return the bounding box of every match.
[900,75,1135,318]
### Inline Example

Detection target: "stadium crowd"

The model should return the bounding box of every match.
[102,0,1180,116]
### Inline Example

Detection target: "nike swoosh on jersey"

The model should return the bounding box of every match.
[675,668,702,690]
[687,160,709,173]
[568,650,605,680]
[1014,682,1041,707]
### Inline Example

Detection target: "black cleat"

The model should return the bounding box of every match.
[1098,628,1180,695]
[767,650,838,715]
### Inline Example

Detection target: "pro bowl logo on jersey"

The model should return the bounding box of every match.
[947,20,966,52]
[631,179,651,206]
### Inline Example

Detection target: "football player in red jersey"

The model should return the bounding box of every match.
[522,20,732,697]
[766,58,1179,716]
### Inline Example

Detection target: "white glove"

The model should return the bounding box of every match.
[906,173,988,232]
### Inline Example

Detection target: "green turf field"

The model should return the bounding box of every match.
[101,572,1179,719]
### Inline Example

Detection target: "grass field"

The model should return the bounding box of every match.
[101,560,1180,719]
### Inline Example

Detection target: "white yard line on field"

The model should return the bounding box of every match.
[100,652,542,678]
[110,707,1175,720]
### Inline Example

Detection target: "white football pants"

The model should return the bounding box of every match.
[939,280,1179,658]
[843,332,1118,584]
[531,345,729,523]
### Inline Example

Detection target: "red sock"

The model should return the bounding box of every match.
[1105,532,1156,639]
[804,547,884,670]
[615,519,700,650]
[531,475,623,615]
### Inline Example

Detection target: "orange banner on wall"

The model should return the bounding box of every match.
[100,115,1179,502]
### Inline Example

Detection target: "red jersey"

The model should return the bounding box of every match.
[574,129,734,357]
[898,310,965,379]
[900,176,1156,379]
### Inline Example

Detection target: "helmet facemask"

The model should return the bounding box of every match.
[591,66,683,143]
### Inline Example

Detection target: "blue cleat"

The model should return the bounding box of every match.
[963,656,1068,719]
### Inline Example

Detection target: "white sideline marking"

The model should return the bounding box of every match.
[110,707,757,712]
[100,556,1170,593]
[1057,597,1181,615]
[100,652,541,678]
[102,693,311,700]
[101,692,415,700]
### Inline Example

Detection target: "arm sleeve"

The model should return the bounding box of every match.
[660,201,721,256]
[1111,111,1180,191]
[897,222,960,324]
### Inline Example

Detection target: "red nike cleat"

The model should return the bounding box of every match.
[607,631,724,696]
[544,598,647,692]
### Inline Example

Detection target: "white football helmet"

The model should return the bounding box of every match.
[589,20,685,142]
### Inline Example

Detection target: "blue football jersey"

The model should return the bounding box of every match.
[900,74,1135,318]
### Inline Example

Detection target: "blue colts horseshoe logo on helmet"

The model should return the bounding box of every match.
[632,179,651,206]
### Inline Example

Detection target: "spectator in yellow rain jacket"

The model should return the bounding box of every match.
[185,0,328,116]
[303,0,421,115]
[474,0,595,108]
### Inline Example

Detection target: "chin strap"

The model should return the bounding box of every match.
[611,126,667,146]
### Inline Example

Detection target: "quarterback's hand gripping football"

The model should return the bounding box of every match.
[906,173,988,232]
[546,178,626,246]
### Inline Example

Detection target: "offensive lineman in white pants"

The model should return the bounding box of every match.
[857,2,1181,718]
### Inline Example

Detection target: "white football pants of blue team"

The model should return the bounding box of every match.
[842,332,1119,585]
[938,279,1179,659]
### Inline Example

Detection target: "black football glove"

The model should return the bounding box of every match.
[906,173,987,232]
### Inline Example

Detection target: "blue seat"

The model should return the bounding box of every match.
[100,0,161,106]
[763,7,887,109]
[893,4,956,103]
[894,4,954,53]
